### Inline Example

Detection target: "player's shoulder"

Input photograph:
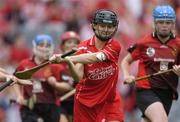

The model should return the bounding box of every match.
[18,58,32,65]
[173,36,180,46]
[136,34,153,45]
[174,36,180,42]
[78,39,90,46]
[77,38,90,50]
[16,58,32,70]
[110,39,121,48]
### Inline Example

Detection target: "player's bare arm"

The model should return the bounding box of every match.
[47,76,73,93]
[64,57,84,82]
[67,53,99,64]
[121,53,135,84]
[13,84,26,105]
[50,52,106,82]
[0,71,32,85]
[51,52,106,64]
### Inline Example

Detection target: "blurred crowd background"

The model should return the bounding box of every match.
[0,0,179,122]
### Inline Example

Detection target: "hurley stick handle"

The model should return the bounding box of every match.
[135,69,173,81]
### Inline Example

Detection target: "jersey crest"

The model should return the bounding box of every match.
[146,47,155,57]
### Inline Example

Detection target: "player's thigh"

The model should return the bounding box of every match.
[59,114,68,122]
[58,106,68,122]
[141,117,151,122]
[73,99,96,122]
[153,89,173,115]
[136,89,160,115]
[104,94,124,122]
[144,102,168,122]
[136,89,169,122]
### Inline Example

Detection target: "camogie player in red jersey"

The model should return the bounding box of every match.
[58,31,80,122]
[51,9,124,122]
[121,5,180,122]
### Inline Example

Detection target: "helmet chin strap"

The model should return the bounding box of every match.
[155,31,173,44]
[156,32,172,38]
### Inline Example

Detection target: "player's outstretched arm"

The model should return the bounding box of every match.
[66,52,106,64]
[50,52,106,82]
[47,76,73,93]
[50,52,106,64]
[0,70,32,85]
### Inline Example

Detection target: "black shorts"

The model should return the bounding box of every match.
[59,99,74,116]
[20,103,59,122]
[136,89,173,116]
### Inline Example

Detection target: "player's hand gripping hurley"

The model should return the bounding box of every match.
[124,68,174,84]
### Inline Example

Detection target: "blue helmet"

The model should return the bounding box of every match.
[153,5,176,21]
[33,34,53,46]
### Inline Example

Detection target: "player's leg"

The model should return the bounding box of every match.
[60,114,68,122]
[141,117,150,122]
[144,89,173,122]
[143,102,168,122]
[59,100,74,122]
[73,99,97,122]
[136,89,172,122]
[58,106,68,122]
[99,93,124,122]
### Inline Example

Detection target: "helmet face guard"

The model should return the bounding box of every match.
[92,9,119,41]
[33,34,54,60]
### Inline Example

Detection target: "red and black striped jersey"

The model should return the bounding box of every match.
[16,58,65,104]
[129,34,180,99]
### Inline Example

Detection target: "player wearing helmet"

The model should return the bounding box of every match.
[58,31,80,122]
[60,31,80,53]
[121,5,180,122]
[50,9,124,122]
[14,34,73,122]
[32,34,54,61]
[92,9,118,41]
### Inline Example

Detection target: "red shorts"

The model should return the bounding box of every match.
[73,94,124,122]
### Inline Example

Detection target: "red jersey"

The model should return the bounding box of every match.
[129,34,180,98]
[16,58,65,104]
[75,36,121,107]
